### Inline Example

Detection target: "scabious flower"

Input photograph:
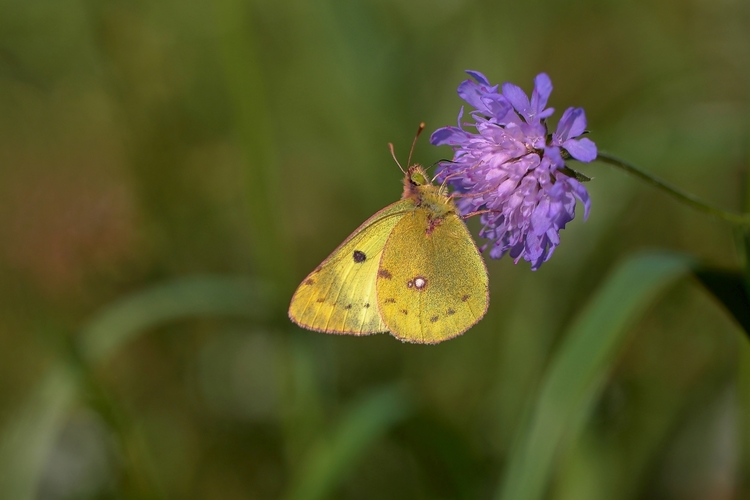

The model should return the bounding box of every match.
[430,71,597,270]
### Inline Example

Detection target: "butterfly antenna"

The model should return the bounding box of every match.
[406,122,425,169]
[388,143,406,175]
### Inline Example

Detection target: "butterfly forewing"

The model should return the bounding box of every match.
[376,209,489,343]
[289,199,414,334]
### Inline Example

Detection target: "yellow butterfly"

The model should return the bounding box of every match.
[288,129,489,344]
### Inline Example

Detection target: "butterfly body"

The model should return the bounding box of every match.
[288,165,489,344]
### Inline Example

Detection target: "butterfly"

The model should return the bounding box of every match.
[288,128,489,344]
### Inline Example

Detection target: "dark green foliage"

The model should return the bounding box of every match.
[694,269,750,336]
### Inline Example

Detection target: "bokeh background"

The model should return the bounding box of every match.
[1,0,749,498]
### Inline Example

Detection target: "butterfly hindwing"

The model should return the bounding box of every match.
[289,199,413,334]
[289,163,490,342]
[376,208,489,343]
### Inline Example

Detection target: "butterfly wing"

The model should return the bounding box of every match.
[289,199,414,334]
[376,208,489,343]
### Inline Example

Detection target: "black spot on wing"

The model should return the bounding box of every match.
[345,304,352,310]
[430,315,439,323]
[364,303,370,308]
[378,269,393,279]
[353,250,366,263]
[383,298,396,304]
[461,294,470,302]
[447,308,456,315]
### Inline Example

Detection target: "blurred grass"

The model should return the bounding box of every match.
[79,275,276,362]
[0,364,76,500]
[214,0,292,287]
[284,384,412,500]
[0,0,749,498]
[498,252,693,500]
[0,276,275,499]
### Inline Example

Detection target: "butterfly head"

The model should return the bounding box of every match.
[402,164,430,197]
[406,164,429,186]
[403,164,455,217]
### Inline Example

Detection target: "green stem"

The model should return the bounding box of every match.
[596,152,750,227]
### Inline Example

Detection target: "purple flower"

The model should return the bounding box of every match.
[431,71,597,270]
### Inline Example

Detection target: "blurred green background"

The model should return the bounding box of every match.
[1,0,749,498]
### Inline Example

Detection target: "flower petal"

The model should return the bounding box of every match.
[570,179,592,219]
[567,108,588,138]
[544,146,564,168]
[465,70,491,86]
[554,107,588,143]
[429,126,467,146]
[539,107,555,119]
[563,137,597,162]
[530,73,553,114]
[502,82,530,117]
[457,71,499,112]
[481,95,511,121]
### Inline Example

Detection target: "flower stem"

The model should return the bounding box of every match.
[596,152,750,227]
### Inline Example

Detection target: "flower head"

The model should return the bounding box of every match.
[431,71,597,270]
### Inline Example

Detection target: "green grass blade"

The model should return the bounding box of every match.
[0,364,78,500]
[0,276,275,499]
[497,252,694,500]
[79,275,276,363]
[285,385,413,500]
